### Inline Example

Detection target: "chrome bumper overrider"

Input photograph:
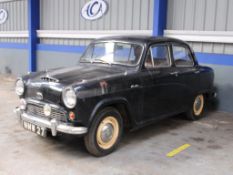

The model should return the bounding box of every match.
[14,107,88,136]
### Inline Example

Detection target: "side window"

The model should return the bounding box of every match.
[114,43,142,64]
[93,43,106,58]
[172,45,194,67]
[144,44,170,68]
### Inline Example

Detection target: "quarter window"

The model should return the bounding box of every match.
[144,44,170,68]
[172,45,194,67]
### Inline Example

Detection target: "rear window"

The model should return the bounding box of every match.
[172,45,194,67]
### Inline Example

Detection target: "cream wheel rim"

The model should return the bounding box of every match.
[96,116,119,150]
[193,94,204,116]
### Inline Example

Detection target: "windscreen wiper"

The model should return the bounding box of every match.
[92,58,112,65]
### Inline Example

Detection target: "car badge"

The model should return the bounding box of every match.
[36,92,43,100]
[43,104,51,117]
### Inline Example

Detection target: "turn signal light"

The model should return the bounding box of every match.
[69,111,75,121]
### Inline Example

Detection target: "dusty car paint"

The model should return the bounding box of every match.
[19,36,215,130]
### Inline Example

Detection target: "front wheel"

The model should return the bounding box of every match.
[186,94,205,120]
[84,107,123,157]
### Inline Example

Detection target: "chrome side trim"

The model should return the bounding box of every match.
[41,73,59,83]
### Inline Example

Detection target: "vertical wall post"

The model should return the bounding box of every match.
[28,0,39,72]
[153,0,168,36]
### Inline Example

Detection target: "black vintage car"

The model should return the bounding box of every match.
[15,36,215,156]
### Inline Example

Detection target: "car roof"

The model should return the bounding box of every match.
[94,35,188,45]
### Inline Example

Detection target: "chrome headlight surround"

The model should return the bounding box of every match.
[62,87,77,109]
[15,78,25,96]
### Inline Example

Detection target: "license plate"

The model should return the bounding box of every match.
[23,121,47,137]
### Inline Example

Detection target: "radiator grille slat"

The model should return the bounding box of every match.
[26,103,66,119]
[41,76,59,83]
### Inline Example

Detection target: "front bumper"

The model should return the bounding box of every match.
[14,107,88,136]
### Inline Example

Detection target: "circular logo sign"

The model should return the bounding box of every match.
[0,9,8,24]
[81,0,108,20]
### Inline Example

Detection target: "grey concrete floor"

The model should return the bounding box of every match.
[0,75,233,175]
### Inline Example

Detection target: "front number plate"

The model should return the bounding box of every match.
[23,121,47,137]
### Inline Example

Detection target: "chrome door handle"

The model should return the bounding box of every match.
[130,84,140,88]
[194,70,200,74]
[170,72,179,76]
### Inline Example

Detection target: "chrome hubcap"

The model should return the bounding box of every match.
[194,97,201,111]
[96,116,119,149]
[193,94,204,116]
[101,123,114,143]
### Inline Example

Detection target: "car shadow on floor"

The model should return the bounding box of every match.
[43,104,217,157]
[42,115,190,157]
[121,115,190,146]
[44,132,89,157]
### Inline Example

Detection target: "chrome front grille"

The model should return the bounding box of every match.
[25,88,61,104]
[26,103,66,119]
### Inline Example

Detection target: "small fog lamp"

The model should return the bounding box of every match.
[19,99,27,110]
[69,111,76,121]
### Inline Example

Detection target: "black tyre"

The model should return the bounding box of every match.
[186,94,205,120]
[84,107,123,157]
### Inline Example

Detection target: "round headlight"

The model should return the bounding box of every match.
[15,79,25,96]
[62,88,77,109]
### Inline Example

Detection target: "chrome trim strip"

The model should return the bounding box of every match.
[41,74,59,83]
[26,98,65,112]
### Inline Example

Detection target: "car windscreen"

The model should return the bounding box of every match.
[80,42,143,66]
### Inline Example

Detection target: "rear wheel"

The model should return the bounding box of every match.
[84,107,123,157]
[186,94,205,120]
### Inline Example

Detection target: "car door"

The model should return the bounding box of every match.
[140,43,182,122]
[170,43,200,111]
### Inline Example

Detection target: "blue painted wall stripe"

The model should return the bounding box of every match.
[37,44,233,67]
[196,52,233,66]
[37,44,86,54]
[153,0,168,36]
[0,42,28,49]
[0,43,233,66]
[28,0,40,72]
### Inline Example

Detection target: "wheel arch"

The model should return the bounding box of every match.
[88,97,135,129]
[196,89,215,100]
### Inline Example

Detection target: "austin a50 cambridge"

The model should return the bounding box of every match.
[15,36,215,156]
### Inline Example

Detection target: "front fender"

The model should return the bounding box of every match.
[88,97,133,127]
